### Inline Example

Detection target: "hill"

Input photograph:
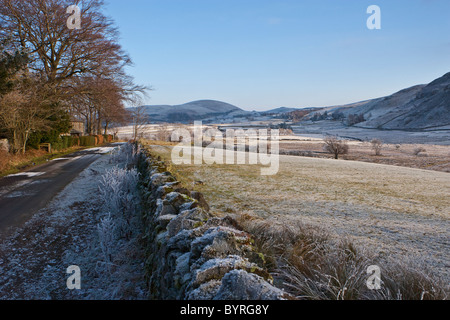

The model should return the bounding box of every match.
[322,72,450,130]
[138,100,244,122]
[262,107,303,114]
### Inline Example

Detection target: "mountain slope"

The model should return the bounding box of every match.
[262,107,303,114]
[326,72,450,130]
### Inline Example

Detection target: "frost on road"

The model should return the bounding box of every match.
[0,143,148,300]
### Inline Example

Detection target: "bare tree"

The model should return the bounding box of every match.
[0,0,129,86]
[371,139,383,156]
[0,0,149,118]
[0,0,150,154]
[323,136,349,160]
[67,76,134,135]
[0,77,49,153]
[131,105,150,140]
[156,124,172,142]
[413,147,427,156]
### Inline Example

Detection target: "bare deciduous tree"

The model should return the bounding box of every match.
[131,105,150,141]
[0,0,129,87]
[323,136,349,160]
[156,124,172,142]
[0,77,49,153]
[0,0,149,153]
[371,139,383,156]
[413,147,427,156]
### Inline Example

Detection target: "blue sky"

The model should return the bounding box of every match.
[103,0,450,111]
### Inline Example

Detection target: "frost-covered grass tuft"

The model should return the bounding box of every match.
[98,166,139,216]
[238,215,448,300]
[109,143,141,167]
[96,214,117,274]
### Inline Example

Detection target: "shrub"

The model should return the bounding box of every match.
[413,147,427,156]
[371,139,383,156]
[96,135,104,145]
[51,139,64,151]
[323,136,349,159]
[0,149,10,172]
[72,136,80,147]
[97,214,117,274]
[103,134,113,143]
[80,136,96,147]
[98,164,140,240]
[347,113,366,126]
[61,136,74,149]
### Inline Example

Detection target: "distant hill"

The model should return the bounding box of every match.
[137,100,244,122]
[135,72,450,129]
[321,72,450,130]
[262,107,303,114]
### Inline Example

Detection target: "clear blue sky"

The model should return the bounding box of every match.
[103,0,450,111]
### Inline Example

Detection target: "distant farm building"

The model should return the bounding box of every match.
[70,120,85,137]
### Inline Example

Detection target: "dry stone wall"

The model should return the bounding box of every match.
[137,150,287,300]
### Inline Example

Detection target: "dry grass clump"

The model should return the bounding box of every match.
[0,149,48,176]
[378,260,448,300]
[0,148,81,177]
[0,150,9,172]
[236,214,448,300]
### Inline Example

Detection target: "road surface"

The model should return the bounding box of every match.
[0,145,121,238]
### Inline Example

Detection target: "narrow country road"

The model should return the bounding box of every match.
[0,144,122,238]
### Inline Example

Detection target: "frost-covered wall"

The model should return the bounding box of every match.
[137,150,287,300]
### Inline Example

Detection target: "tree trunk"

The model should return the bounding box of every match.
[97,111,102,135]
[13,129,18,154]
[104,121,109,136]
[22,130,29,154]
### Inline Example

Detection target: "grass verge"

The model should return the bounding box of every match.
[0,144,111,178]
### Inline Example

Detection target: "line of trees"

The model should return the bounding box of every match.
[309,111,366,126]
[0,0,147,153]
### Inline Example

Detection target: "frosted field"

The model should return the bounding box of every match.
[148,145,450,282]
[112,125,201,141]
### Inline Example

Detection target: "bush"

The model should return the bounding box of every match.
[72,136,80,147]
[80,136,96,147]
[0,149,10,172]
[414,147,427,156]
[103,134,113,143]
[28,131,79,151]
[371,139,383,156]
[51,139,64,151]
[96,135,104,145]
[347,113,366,126]
[323,136,349,159]
[27,132,44,150]
[61,136,72,149]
